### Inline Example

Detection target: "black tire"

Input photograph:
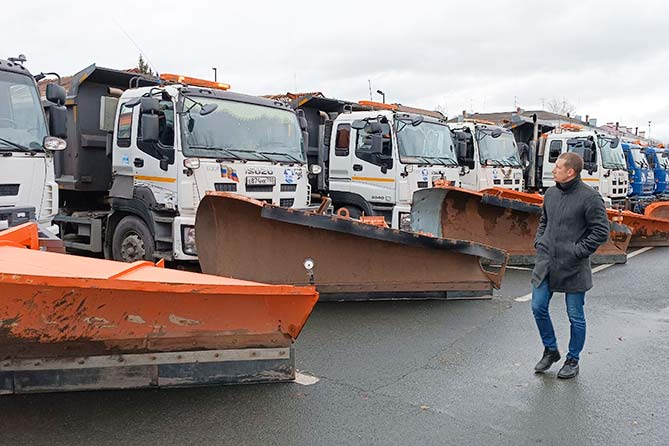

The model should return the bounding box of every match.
[111,215,155,262]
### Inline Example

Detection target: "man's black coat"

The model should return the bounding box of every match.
[532,177,610,292]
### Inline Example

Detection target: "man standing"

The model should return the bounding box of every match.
[531,152,609,379]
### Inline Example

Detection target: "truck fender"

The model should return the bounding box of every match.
[329,191,374,217]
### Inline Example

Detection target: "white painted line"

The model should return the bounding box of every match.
[512,247,654,303]
[506,266,533,271]
[627,246,654,259]
[294,371,320,386]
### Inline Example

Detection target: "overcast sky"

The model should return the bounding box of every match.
[3,0,668,141]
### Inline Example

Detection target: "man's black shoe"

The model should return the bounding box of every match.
[557,358,579,379]
[534,348,561,373]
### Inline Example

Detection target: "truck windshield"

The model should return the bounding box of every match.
[631,149,649,168]
[396,120,458,166]
[0,71,48,151]
[476,128,521,167]
[598,136,626,169]
[182,96,305,163]
[656,153,669,169]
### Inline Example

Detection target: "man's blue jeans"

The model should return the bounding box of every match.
[531,277,586,361]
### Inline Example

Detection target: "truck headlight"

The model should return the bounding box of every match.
[182,225,197,255]
[399,212,412,232]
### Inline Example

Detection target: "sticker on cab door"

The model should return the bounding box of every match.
[284,168,295,184]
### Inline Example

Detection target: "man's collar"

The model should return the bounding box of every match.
[556,175,581,192]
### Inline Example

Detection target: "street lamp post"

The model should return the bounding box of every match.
[212,67,218,82]
[376,90,386,104]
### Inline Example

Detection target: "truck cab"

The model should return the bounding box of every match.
[622,142,654,198]
[55,66,309,262]
[301,100,460,229]
[538,129,628,205]
[0,56,66,233]
[645,147,669,197]
[449,121,524,192]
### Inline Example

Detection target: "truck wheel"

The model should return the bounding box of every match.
[336,205,363,219]
[112,215,155,262]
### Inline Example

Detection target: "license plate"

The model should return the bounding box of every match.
[246,176,276,186]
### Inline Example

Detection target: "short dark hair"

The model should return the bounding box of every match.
[558,152,584,175]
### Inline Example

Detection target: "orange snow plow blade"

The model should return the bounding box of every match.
[608,203,669,247]
[196,192,508,301]
[412,187,631,266]
[0,223,318,394]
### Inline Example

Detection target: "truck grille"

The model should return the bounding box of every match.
[280,184,297,192]
[417,181,428,188]
[246,185,274,192]
[0,184,19,197]
[215,183,237,192]
[280,198,295,207]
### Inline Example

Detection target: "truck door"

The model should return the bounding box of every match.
[327,122,352,193]
[132,98,178,208]
[455,130,478,190]
[350,120,396,207]
[541,138,564,190]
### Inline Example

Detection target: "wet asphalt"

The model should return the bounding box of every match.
[0,248,667,446]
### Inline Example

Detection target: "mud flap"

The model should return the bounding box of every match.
[195,192,509,301]
[412,187,631,266]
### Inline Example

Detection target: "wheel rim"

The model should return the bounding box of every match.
[120,233,146,262]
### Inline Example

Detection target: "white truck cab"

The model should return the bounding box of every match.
[286,96,460,230]
[449,121,524,192]
[0,56,66,234]
[55,67,310,263]
[538,128,628,205]
[330,108,460,229]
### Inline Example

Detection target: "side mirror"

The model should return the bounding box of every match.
[351,120,367,130]
[42,136,67,151]
[46,105,67,138]
[141,114,160,143]
[611,137,620,148]
[491,129,502,138]
[370,134,383,154]
[140,97,160,114]
[45,83,66,106]
[299,116,308,131]
[159,157,169,171]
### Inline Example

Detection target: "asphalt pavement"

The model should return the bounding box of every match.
[1,247,667,446]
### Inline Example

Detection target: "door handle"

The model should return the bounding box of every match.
[353,164,363,171]
[134,158,144,168]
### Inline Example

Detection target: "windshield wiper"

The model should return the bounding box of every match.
[259,151,302,163]
[188,145,245,162]
[228,148,275,163]
[0,137,36,152]
[421,155,458,167]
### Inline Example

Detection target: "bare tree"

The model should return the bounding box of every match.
[546,97,576,116]
[137,54,154,76]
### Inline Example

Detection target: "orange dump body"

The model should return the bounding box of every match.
[0,223,318,393]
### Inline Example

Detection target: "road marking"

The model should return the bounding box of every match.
[512,247,655,303]
[294,371,320,386]
[506,266,533,271]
